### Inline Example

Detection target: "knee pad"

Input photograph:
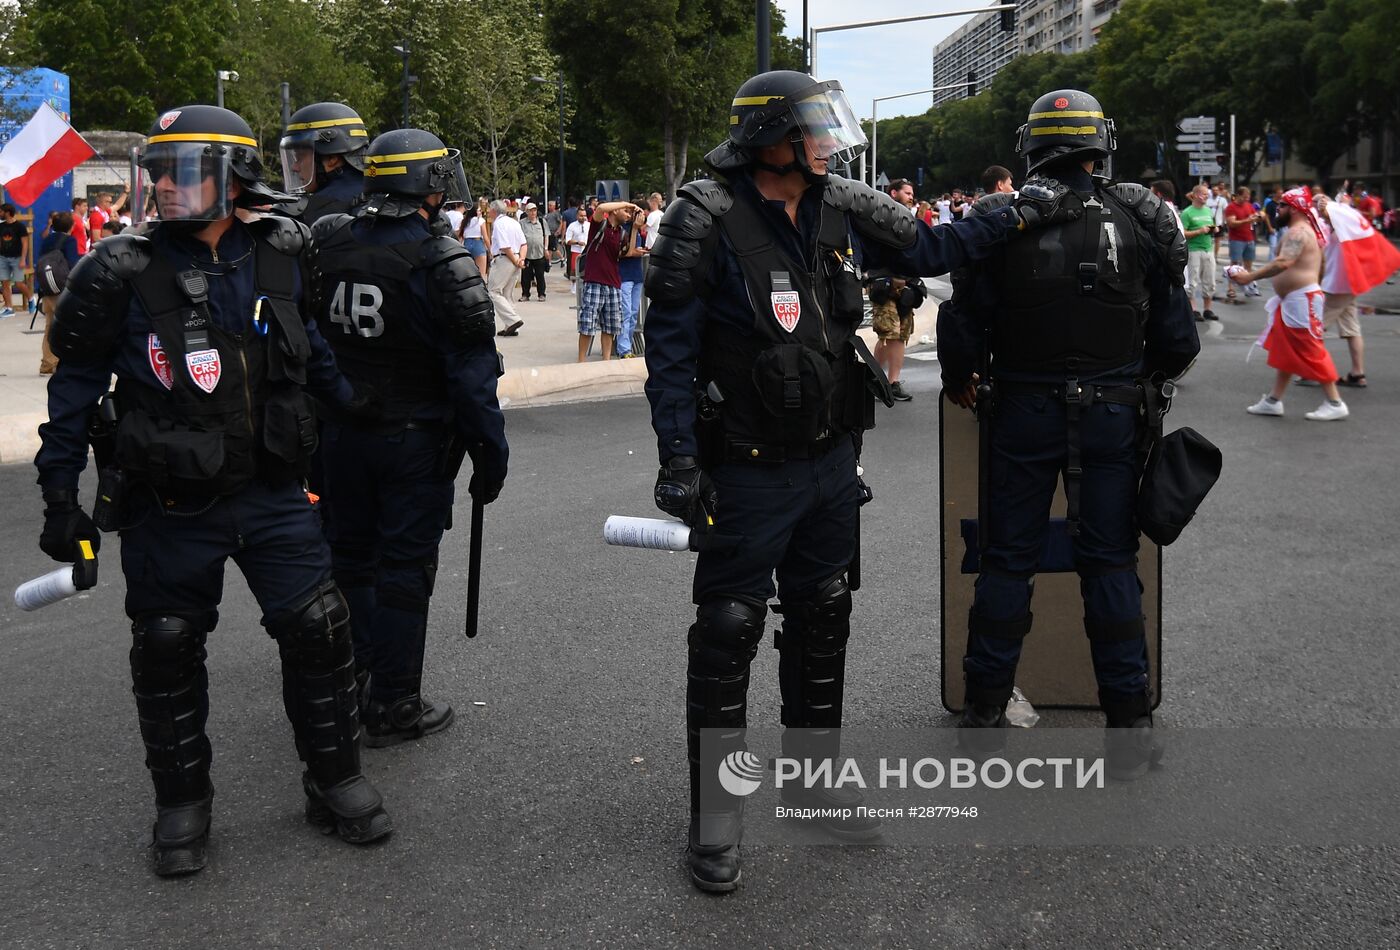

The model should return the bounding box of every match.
[776,573,852,653]
[688,597,767,675]
[130,614,206,688]
[270,583,351,668]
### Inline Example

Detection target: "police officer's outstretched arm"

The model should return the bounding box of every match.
[423,239,509,504]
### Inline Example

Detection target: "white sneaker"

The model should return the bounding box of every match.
[0,307,14,318]
[1304,400,1349,421]
[1246,395,1284,416]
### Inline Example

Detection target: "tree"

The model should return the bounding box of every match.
[15,0,234,131]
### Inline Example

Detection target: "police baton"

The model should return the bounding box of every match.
[464,498,485,639]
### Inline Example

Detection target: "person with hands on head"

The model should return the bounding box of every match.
[309,128,507,748]
[35,104,392,879]
[643,68,1075,895]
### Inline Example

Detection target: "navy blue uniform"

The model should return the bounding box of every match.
[646,170,1018,606]
[36,221,354,626]
[315,213,507,705]
[937,166,1199,712]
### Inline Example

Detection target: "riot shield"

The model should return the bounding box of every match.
[938,392,1162,711]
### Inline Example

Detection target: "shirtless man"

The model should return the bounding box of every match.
[1231,187,1348,421]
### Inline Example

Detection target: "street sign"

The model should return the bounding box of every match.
[1175,136,1215,150]
[875,171,889,188]
[1189,160,1223,176]
[1187,151,1215,160]
[1178,116,1216,133]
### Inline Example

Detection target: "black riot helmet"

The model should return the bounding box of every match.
[139,104,288,223]
[360,128,471,219]
[278,102,369,192]
[705,70,867,182]
[1015,89,1117,177]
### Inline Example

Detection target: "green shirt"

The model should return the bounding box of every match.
[1180,205,1215,252]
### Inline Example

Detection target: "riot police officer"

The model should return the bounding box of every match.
[643,69,1074,893]
[309,128,507,747]
[279,101,369,222]
[35,105,390,877]
[936,89,1198,777]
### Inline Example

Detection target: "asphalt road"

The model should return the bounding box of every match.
[1,300,1398,948]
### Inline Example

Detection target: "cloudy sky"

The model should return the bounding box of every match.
[773,0,984,121]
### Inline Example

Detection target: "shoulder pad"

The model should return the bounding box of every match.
[309,212,355,246]
[822,175,917,249]
[250,213,309,255]
[678,179,733,217]
[1108,183,1187,285]
[970,192,1016,217]
[423,239,494,347]
[51,235,151,364]
[645,194,722,304]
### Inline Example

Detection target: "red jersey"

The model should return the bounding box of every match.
[1225,201,1256,242]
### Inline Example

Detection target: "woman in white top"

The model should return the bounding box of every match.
[565,215,590,293]
[464,197,489,275]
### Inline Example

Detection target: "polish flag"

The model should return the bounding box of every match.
[0,103,95,208]
[1325,201,1400,296]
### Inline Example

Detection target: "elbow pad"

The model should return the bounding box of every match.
[645,185,728,304]
[421,236,495,345]
[1110,183,1188,287]
[823,175,918,250]
[50,234,150,364]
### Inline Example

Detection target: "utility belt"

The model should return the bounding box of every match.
[986,375,1160,539]
[720,434,842,464]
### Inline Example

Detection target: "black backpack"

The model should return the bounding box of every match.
[35,244,70,296]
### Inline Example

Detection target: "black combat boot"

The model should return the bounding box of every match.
[1101,691,1164,782]
[775,576,880,841]
[956,683,1013,761]
[130,614,216,877]
[362,693,455,748]
[276,585,392,844]
[685,597,766,893]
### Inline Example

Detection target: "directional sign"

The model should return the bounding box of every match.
[1187,151,1215,160]
[1189,160,1223,176]
[1179,116,1217,133]
[1176,135,1215,148]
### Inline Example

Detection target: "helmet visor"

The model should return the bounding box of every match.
[139,141,234,222]
[433,149,471,205]
[792,84,868,163]
[278,129,319,193]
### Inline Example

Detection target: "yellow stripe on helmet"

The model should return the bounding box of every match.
[732,95,785,106]
[364,165,408,176]
[1029,126,1100,136]
[1028,110,1104,120]
[147,132,258,147]
[285,117,367,131]
[365,148,448,163]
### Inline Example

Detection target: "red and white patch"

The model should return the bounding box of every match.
[1054,97,1069,109]
[771,291,801,333]
[147,334,173,390]
[158,110,181,131]
[185,349,222,394]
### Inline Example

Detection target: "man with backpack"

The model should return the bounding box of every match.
[35,210,79,374]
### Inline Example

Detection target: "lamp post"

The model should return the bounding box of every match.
[392,39,416,127]
[869,83,975,188]
[530,72,565,205]
[216,70,239,108]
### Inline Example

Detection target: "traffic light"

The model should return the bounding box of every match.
[967,70,977,97]
[1000,5,1016,31]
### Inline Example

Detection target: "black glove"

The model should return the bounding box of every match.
[468,471,504,505]
[1013,177,1082,232]
[340,386,391,428]
[39,489,102,563]
[654,455,717,530]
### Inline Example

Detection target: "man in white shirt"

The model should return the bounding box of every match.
[487,199,527,335]
[565,213,590,293]
[443,201,465,240]
[936,194,952,225]
[1206,183,1228,259]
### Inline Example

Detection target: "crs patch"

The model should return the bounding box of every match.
[771,291,801,333]
[185,349,222,394]
[147,334,173,389]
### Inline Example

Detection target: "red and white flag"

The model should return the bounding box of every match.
[1326,201,1400,296]
[0,102,95,207]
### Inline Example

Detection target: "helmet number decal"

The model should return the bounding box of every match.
[771,291,801,333]
[329,281,385,338]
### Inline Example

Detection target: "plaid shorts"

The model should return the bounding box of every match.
[578,282,623,335]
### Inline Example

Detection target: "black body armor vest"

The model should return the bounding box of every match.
[114,230,316,496]
[698,188,873,451]
[312,218,449,428]
[991,184,1149,376]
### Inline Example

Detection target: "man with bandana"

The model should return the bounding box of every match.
[1232,187,1349,421]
